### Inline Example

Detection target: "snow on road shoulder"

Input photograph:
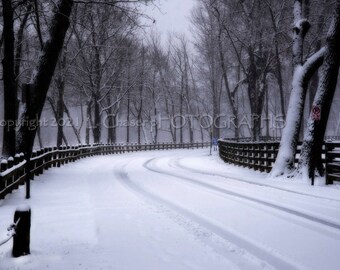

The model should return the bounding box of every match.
[178,150,340,199]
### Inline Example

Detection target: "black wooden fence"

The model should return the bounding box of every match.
[223,135,340,142]
[325,142,340,184]
[218,139,340,184]
[0,142,210,199]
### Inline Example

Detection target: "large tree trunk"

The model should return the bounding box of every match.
[270,0,324,177]
[298,1,340,181]
[2,0,17,157]
[16,0,73,153]
[271,50,325,177]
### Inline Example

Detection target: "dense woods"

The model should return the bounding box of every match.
[0,0,339,180]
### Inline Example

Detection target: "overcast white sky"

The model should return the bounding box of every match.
[143,0,196,42]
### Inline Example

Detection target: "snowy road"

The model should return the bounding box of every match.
[1,149,340,270]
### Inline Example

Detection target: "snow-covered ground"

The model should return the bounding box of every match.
[1,149,340,270]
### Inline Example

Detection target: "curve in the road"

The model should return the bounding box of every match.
[115,161,302,270]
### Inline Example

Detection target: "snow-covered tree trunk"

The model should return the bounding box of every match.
[298,0,340,182]
[16,0,73,153]
[270,0,324,177]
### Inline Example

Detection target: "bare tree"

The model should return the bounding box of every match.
[0,0,155,154]
[298,0,340,181]
[16,0,74,153]
[271,0,326,177]
[192,1,223,139]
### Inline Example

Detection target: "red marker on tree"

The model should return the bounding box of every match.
[311,105,321,121]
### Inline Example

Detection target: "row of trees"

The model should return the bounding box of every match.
[0,0,150,156]
[0,0,218,159]
[193,0,340,180]
[46,5,217,147]
[1,0,340,181]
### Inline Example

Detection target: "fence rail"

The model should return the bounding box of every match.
[218,140,340,184]
[222,135,340,142]
[325,142,340,184]
[0,142,210,199]
[218,140,279,173]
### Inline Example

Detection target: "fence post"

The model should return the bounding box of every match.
[7,157,14,170]
[1,159,8,172]
[12,206,31,257]
[38,149,44,175]
[0,160,8,199]
[14,154,21,165]
[19,153,25,162]
[30,151,36,180]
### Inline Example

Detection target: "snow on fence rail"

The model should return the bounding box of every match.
[0,142,209,200]
[223,135,340,142]
[218,140,340,184]
[218,140,282,173]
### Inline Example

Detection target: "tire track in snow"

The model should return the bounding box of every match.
[173,156,340,204]
[115,160,302,270]
[169,158,340,212]
[143,157,340,232]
